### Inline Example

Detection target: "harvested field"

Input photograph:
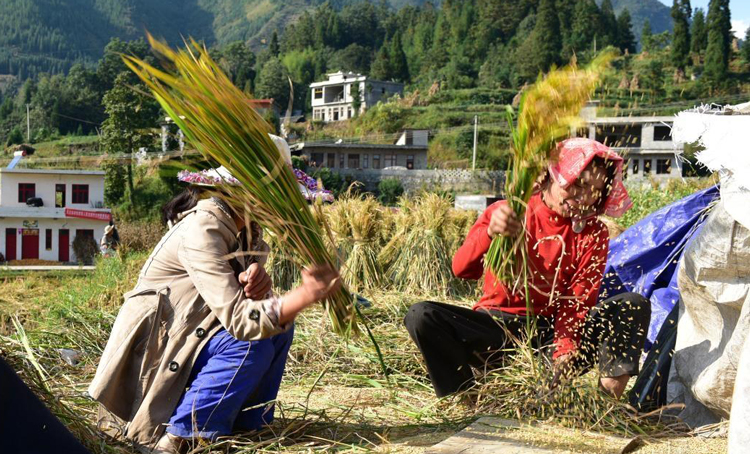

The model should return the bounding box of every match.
[0,183,727,453]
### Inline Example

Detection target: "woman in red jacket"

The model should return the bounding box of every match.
[405,138,650,399]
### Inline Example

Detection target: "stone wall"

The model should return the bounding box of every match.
[330,168,505,194]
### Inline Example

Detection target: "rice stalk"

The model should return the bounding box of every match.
[123,35,356,335]
[485,51,614,287]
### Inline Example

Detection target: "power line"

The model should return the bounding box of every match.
[48,111,103,126]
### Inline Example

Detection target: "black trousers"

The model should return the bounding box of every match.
[403,293,651,397]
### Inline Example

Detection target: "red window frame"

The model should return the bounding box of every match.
[18,183,35,203]
[72,184,89,204]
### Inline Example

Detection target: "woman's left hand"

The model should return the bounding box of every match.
[239,263,272,300]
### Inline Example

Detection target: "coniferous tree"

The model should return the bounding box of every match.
[389,32,409,82]
[570,0,601,54]
[616,9,636,54]
[350,82,362,117]
[641,20,654,52]
[743,27,750,63]
[529,0,562,73]
[599,0,618,47]
[719,0,732,61]
[557,0,578,58]
[269,31,280,57]
[428,12,451,72]
[704,0,729,83]
[671,0,692,72]
[691,8,708,54]
[370,42,392,80]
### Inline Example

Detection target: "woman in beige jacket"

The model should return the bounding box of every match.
[89,152,340,453]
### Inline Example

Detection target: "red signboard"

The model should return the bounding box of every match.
[64,208,112,222]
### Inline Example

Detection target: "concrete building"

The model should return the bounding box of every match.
[293,130,429,170]
[579,103,683,179]
[0,169,111,263]
[310,71,404,122]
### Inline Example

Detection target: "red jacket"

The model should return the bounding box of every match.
[452,193,609,358]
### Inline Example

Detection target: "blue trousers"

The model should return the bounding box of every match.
[166,325,294,440]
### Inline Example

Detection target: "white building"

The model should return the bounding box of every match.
[310,71,404,122]
[579,103,683,179]
[0,169,111,263]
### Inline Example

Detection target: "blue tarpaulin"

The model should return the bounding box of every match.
[598,185,720,350]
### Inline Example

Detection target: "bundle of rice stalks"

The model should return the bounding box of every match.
[387,193,455,296]
[444,209,479,256]
[342,195,383,293]
[322,195,355,257]
[485,51,614,287]
[124,36,356,335]
[265,231,301,292]
[377,197,414,271]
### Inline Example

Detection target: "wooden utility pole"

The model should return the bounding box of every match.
[26,104,30,142]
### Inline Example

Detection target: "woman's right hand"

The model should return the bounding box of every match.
[277,264,341,325]
[487,204,523,238]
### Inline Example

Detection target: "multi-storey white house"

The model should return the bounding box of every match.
[310,71,404,122]
[0,168,111,263]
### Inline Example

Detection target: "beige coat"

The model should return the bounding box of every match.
[88,198,288,448]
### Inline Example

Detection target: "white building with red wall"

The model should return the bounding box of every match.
[0,169,111,263]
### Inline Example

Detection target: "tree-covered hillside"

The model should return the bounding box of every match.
[603,0,673,41]
[0,0,442,79]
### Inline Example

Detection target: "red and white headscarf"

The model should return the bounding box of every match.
[548,138,632,218]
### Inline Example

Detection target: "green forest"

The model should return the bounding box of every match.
[0,0,746,170]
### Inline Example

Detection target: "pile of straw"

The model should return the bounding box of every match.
[341,195,384,293]
[377,197,414,270]
[387,193,455,296]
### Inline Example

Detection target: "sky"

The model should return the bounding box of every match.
[658,0,750,40]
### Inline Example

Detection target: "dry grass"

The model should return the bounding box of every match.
[117,220,166,254]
